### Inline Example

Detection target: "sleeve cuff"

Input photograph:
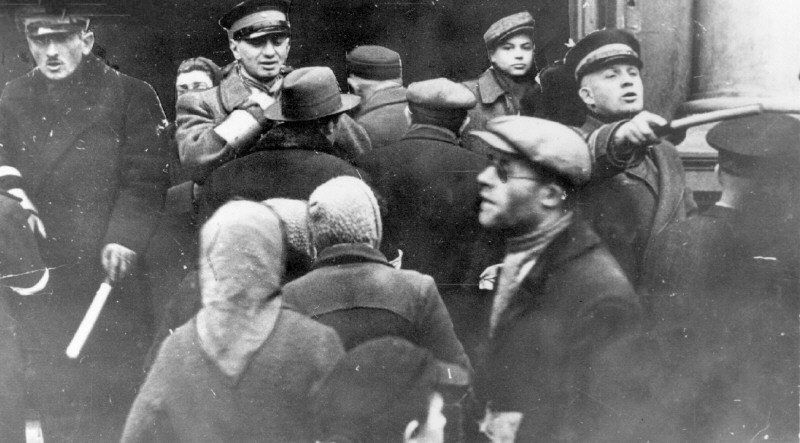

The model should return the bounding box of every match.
[9,267,49,296]
[213,110,263,151]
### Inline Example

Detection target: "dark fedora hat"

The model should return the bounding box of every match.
[265,67,360,122]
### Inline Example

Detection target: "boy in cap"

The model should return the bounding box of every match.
[640,114,799,440]
[472,116,640,441]
[462,11,544,150]
[565,28,697,287]
[176,0,293,183]
[346,45,410,148]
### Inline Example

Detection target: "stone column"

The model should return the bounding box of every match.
[679,0,800,114]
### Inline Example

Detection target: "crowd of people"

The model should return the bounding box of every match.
[0,0,797,441]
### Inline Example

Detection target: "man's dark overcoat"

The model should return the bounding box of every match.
[481,218,641,441]
[354,84,409,149]
[634,205,799,440]
[282,243,472,371]
[198,124,366,219]
[577,115,697,287]
[0,54,169,430]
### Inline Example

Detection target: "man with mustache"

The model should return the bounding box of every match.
[0,3,168,438]
[566,29,697,288]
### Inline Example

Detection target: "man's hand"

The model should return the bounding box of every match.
[612,111,668,147]
[7,188,46,238]
[248,90,276,110]
[101,243,136,282]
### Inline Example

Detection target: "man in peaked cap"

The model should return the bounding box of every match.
[639,114,799,440]
[346,45,410,149]
[565,28,697,288]
[0,2,169,439]
[176,0,293,184]
[471,116,640,441]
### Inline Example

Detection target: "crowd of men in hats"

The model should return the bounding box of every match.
[0,0,796,441]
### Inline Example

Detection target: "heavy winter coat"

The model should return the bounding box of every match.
[0,54,168,264]
[198,124,366,218]
[481,219,640,441]
[576,115,697,287]
[590,205,800,441]
[121,311,344,442]
[282,243,472,371]
[354,84,409,149]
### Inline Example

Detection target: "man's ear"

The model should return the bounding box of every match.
[540,183,566,209]
[346,76,360,95]
[229,39,240,60]
[403,106,413,126]
[80,31,95,55]
[578,85,594,108]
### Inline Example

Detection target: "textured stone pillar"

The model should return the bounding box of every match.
[679,0,800,114]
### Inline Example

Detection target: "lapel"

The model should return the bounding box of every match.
[219,70,254,114]
[477,68,506,105]
[646,141,687,248]
[18,58,119,192]
[494,220,602,336]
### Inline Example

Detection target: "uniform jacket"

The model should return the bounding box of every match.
[577,115,697,287]
[122,309,344,442]
[175,69,275,183]
[603,205,800,441]
[354,84,409,149]
[0,55,169,263]
[461,68,543,151]
[359,124,501,295]
[482,219,640,441]
[282,243,472,371]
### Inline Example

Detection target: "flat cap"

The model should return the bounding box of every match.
[706,113,800,177]
[220,0,291,40]
[407,78,476,110]
[565,28,642,80]
[346,45,402,81]
[483,11,535,49]
[470,116,591,186]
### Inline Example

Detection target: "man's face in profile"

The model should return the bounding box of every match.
[26,19,94,81]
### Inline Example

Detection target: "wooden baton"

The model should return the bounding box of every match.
[65,278,113,359]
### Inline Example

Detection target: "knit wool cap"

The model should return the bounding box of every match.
[470,115,592,186]
[262,198,311,258]
[407,77,477,128]
[177,56,223,86]
[346,45,403,81]
[483,11,535,50]
[308,176,382,252]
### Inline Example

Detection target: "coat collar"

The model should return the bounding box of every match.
[402,124,460,145]
[218,69,254,114]
[313,243,392,269]
[477,68,506,104]
[358,84,407,116]
[495,218,603,331]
